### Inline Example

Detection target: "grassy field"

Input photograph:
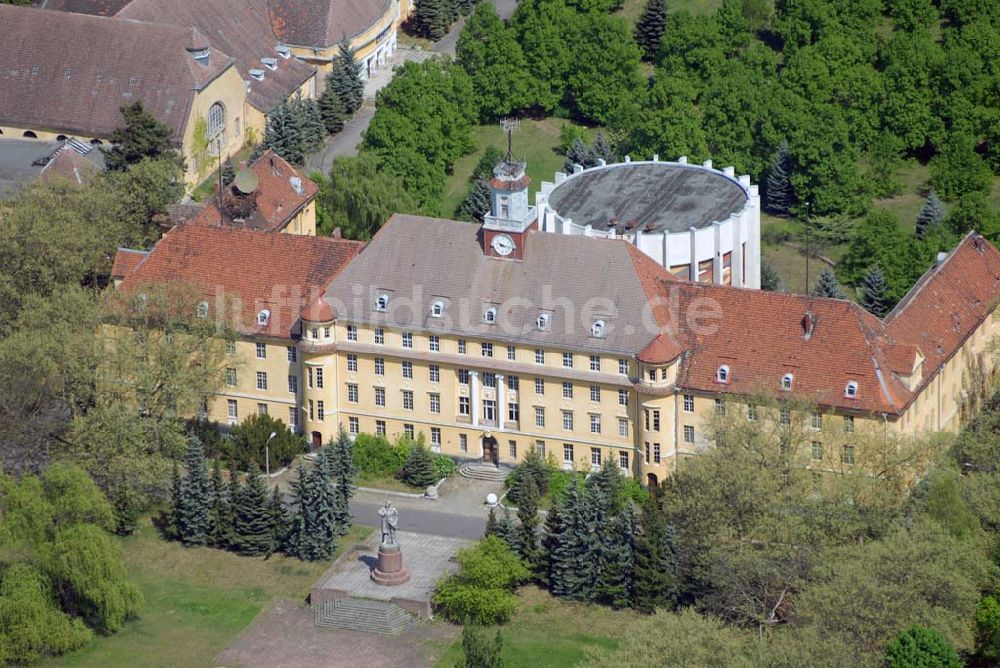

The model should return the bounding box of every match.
[357,472,425,493]
[435,586,641,667]
[617,0,722,26]
[44,520,370,668]
[443,118,596,218]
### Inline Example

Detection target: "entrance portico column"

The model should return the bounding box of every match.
[470,371,480,427]
[497,374,505,431]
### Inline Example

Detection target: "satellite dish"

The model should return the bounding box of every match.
[233,168,259,195]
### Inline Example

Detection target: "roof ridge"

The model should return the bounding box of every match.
[886,230,982,322]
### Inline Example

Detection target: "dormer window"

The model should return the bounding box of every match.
[431,301,445,318]
[591,320,606,337]
[717,365,730,383]
[196,301,209,319]
[261,57,278,71]
[276,44,291,58]
[484,307,498,324]
[375,294,389,312]
[257,309,270,326]
[536,313,550,331]
[781,373,793,391]
[190,48,210,63]
[845,381,858,399]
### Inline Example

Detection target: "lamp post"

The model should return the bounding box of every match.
[265,431,277,479]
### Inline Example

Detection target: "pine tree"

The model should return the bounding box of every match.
[208,460,229,547]
[112,482,139,536]
[495,506,519,552]
[485,506,500,538]
[515,474,542,572]
[587,131,616,167]
[587,459,625,514]
[456,179,493,222]
[330,40,364,115]
[231,464,274,556]
[269,486,286,553]
[544,477,594,600]
[318,74,347,134]
[541,497,569,591]
[103,101,182,171]
[460,627,504,668]
[635,0,668,61]
[813,268,844,299]
[631,489,678,613]
[861,266,890,318]
[595,510,634,609]
[765,141,794,216]
[331,428,355,536]
[168,462,182,540]
[401,444,439,487]
[178,436,213,546]
[565,480,599,601]
[760,261,782,292]
[915,190,944,240]
[455,0,478,16]
[283,463,311,560]
[221,158,236,187]
[307,448,339,560]
[564,137,588,173]
[263,101,295,163]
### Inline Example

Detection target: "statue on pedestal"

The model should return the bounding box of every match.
[371,500,410,586]
[378,500,398,546]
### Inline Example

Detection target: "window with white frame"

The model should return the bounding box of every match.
[484,372,496,388]
[429,364,440,382]
[535,406,545,427]
[431,301,444,317]
[842,444,855,465]
[288,375,297,393]
[402,332,413,348]
[375,294,389,311]
[349,416,359,434]
[590,355,600,371]
[481,342,493,357]
[287,346,297,362]
[402,390,414,410]
[508,440,517,459]
[347,383,358,403]
[683,425,694,443]
[316,401,324,421]
[811,441,823,460]
[812,412,822,429]
[508,402,519,423]
[537,313,550,330]
[256,342,266,359]
[618,389,628,406]
[562,410,573,431]
[591,447,602,467]
[458,339,467,354]
[535,349,544,365]
[844,415,854,433]
[227,399,238,422]
[256,371,268,391]
[316,368,324,389]
[715,398,726,416]
[402,361,413,379]
[618,358,628,375]
[748,404,758,421]
[323,327,330,339]
[717,365,730,383]
[429,335,440,351]
[257,309,270,326]
[459,396,470,415]
[288,407,298,431]
[563,443,574,464]
[590,414,601,434]
[375,387,386,407]
[374,328,384,345]
[653,443,661,463]
[845,381,858,398]
[258,403,267,416]
[484,307,498,324]
[683,394,694,412]
[376,419,386,436]
[196,301,209,318]
[535,378,544,395]
[781,373,794,390]
[563,352,573,368]
[431,427,441,447]
[458,369,469,385]
[375,358,385,375]
[780,407,791,425]
[429,393,441,413]
[619,451,629,469]
[591,320,606,337]
[507,344,516,361]
[347,324,357,341]
[590,385,600,402]
[459,433,468,452]
[403,424,414,439]
[619,418,628,438]
[226,368,237,387]
[226,340,236,355]
[507,375,519,391]
[347,354,357,372]
[207,102,226,149]
[562,382,573,399]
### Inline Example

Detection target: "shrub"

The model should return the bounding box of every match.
[459,626,504,668]
[977,595,1000,661]
[547,469,579,505]
[353,433,409,477]
[433,536,528,624]
[435,454,457,480]
[228,413,305,472]
[434,582,519,625]
[505,446,553,505]
[401,443,439,487]
[620,477,649,506]
[885,626,962,668]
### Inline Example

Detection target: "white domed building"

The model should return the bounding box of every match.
[533,156,761,288]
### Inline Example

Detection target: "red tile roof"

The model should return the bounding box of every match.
[268,0,393,48]
[37,147,101,186]
[114,225,363,338]
[301,294,334,322]
[110,248,149,279]
[886,232,1000,384]
[0,6,236,142]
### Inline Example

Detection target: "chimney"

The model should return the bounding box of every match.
[332,227,342,239]
[802,312,817,340]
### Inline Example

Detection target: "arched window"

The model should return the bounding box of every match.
[484,307,498,324]
[781,373,794,390]
[56,135,68,141]
[591,320,606,337]
[536,313,550,330]
[430,301,444,317]
[845,381,858,398]
[207,102,226,154]
[22,130,37,138]
[257,309,270,326]
[717,365,730,383]
[375,294,389,312]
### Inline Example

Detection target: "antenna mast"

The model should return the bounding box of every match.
[500,117,520,163]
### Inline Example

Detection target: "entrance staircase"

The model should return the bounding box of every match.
[459,462,510,482]
[313,597,415,635]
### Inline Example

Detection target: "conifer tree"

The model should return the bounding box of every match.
[112,482,139,537]
[168,461,182,540]
[635,0,668,61]
[460,627,505,668]
[401,444,439,487]
[588,459,625,514]
[178,436,213,546]
[544,477,594,600]
[262,101,295,163]
[283,463,311,560]
[103,101,182,171]
[221,158,236,187]
[269,486,286,553]
[307,448,339,559]
[495,506,519,553]
[485,506,500,538]
[456,179,493,222]
[765,141,794,216]
[564,137,588,173]
[413,0,449,39]
[541,496,569,592]
[915,190,944,240]
[595,510,634,609]
[861,266,890,318]
[631,488,678,613]
[231,464,274,556]
[455,0,478,16]
[813,269,844,299]
[330,40,364,115]
[331,429,356,536]
[587,131,616,166]
[208,459,229,547]
[515,474,542,572]
[760,261,782,292]
[318,76,347,135]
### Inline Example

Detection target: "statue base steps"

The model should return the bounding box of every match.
[370,543,411,586]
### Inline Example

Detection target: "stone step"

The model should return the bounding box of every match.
[459,463,510,482]
[314,597,415,636]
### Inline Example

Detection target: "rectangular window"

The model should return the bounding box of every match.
[459,369,470,385]
[347,383,358,403]
[619,451,629,469]
[747,404,758,421]
[507,344,516,361]
[844,416,854,433]
[811,442,823,461]
[484,373,497,389]
[780,407,791,426]
[430,393,441,413]
[590,414,601,434]
[715,398,726,416]
[618,358,628,375]
[619,418,628,438]
[307,367,314,389]
[256,342,266,359]
[227,399,238,421]
[431,427,441,448]
[648,368,657,381]
[481,342,493,358]
[683,425,695,443]
[374,328,384,345]
[349,416,359,434]
[429,364,440,382]
[591,447,602,467]
[842,444,855,465]
[590,355,600,371]
[535,378,544,395]
[375,387,386,407]
[535,349,544,365]
[347,354,358,372]
[315,368,324,389]
[590,385,601,402]
[347,324,357,341]
[683,394,695,413]
[404,424,414,439]
[324,327,331,339]
[308,399,314,421]
[375,357,385,375]
[483,399,497,423]
[508,440,517,459]
[288,407,298,432]
[563,443,574,464]
[508,402,519,423]
[376,419,386,436]
[226,368,237,387]
[226,341,236,355]
[287,346,297,362]
[645,442,650,464]
[458,339,467,354]
[257,403,267,416]
[460,434,468,452]
[459,396,470,416]
[402,390,414,410]
[535,406,545,428]
[562,411,573,431]
[812,412,822,430]
[402,332,413,348]
[653,443,661,464]
[316,400,325,421]
[618,389,629,406]
[563,352,573,368]
[562,382,573,399]
[256,372,268,391]
[507,375,519,391]
[429,335,440,352]
[535,441,545,458]
[652,410,661,431]
[402,361,413,379]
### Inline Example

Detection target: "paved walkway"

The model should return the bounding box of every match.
[432,0,518,56]
[215,598,457,668]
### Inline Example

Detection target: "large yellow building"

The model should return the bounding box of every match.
[113,162,1000,487]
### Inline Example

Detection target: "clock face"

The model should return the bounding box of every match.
[491,234,516,256]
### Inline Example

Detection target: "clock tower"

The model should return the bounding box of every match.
[482,157,536,261]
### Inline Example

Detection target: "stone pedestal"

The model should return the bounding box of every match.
[370,543,411,586]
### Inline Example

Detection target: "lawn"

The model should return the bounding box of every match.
[357,471,426,494]
[617,0,722,27]
[44,520,370,668]
[434,586,641,667]
[443,117,597,218]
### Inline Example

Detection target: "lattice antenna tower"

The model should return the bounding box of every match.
[500,117,520,163]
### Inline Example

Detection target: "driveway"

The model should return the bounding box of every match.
[304,104,374,174]
[433,0,518,56]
